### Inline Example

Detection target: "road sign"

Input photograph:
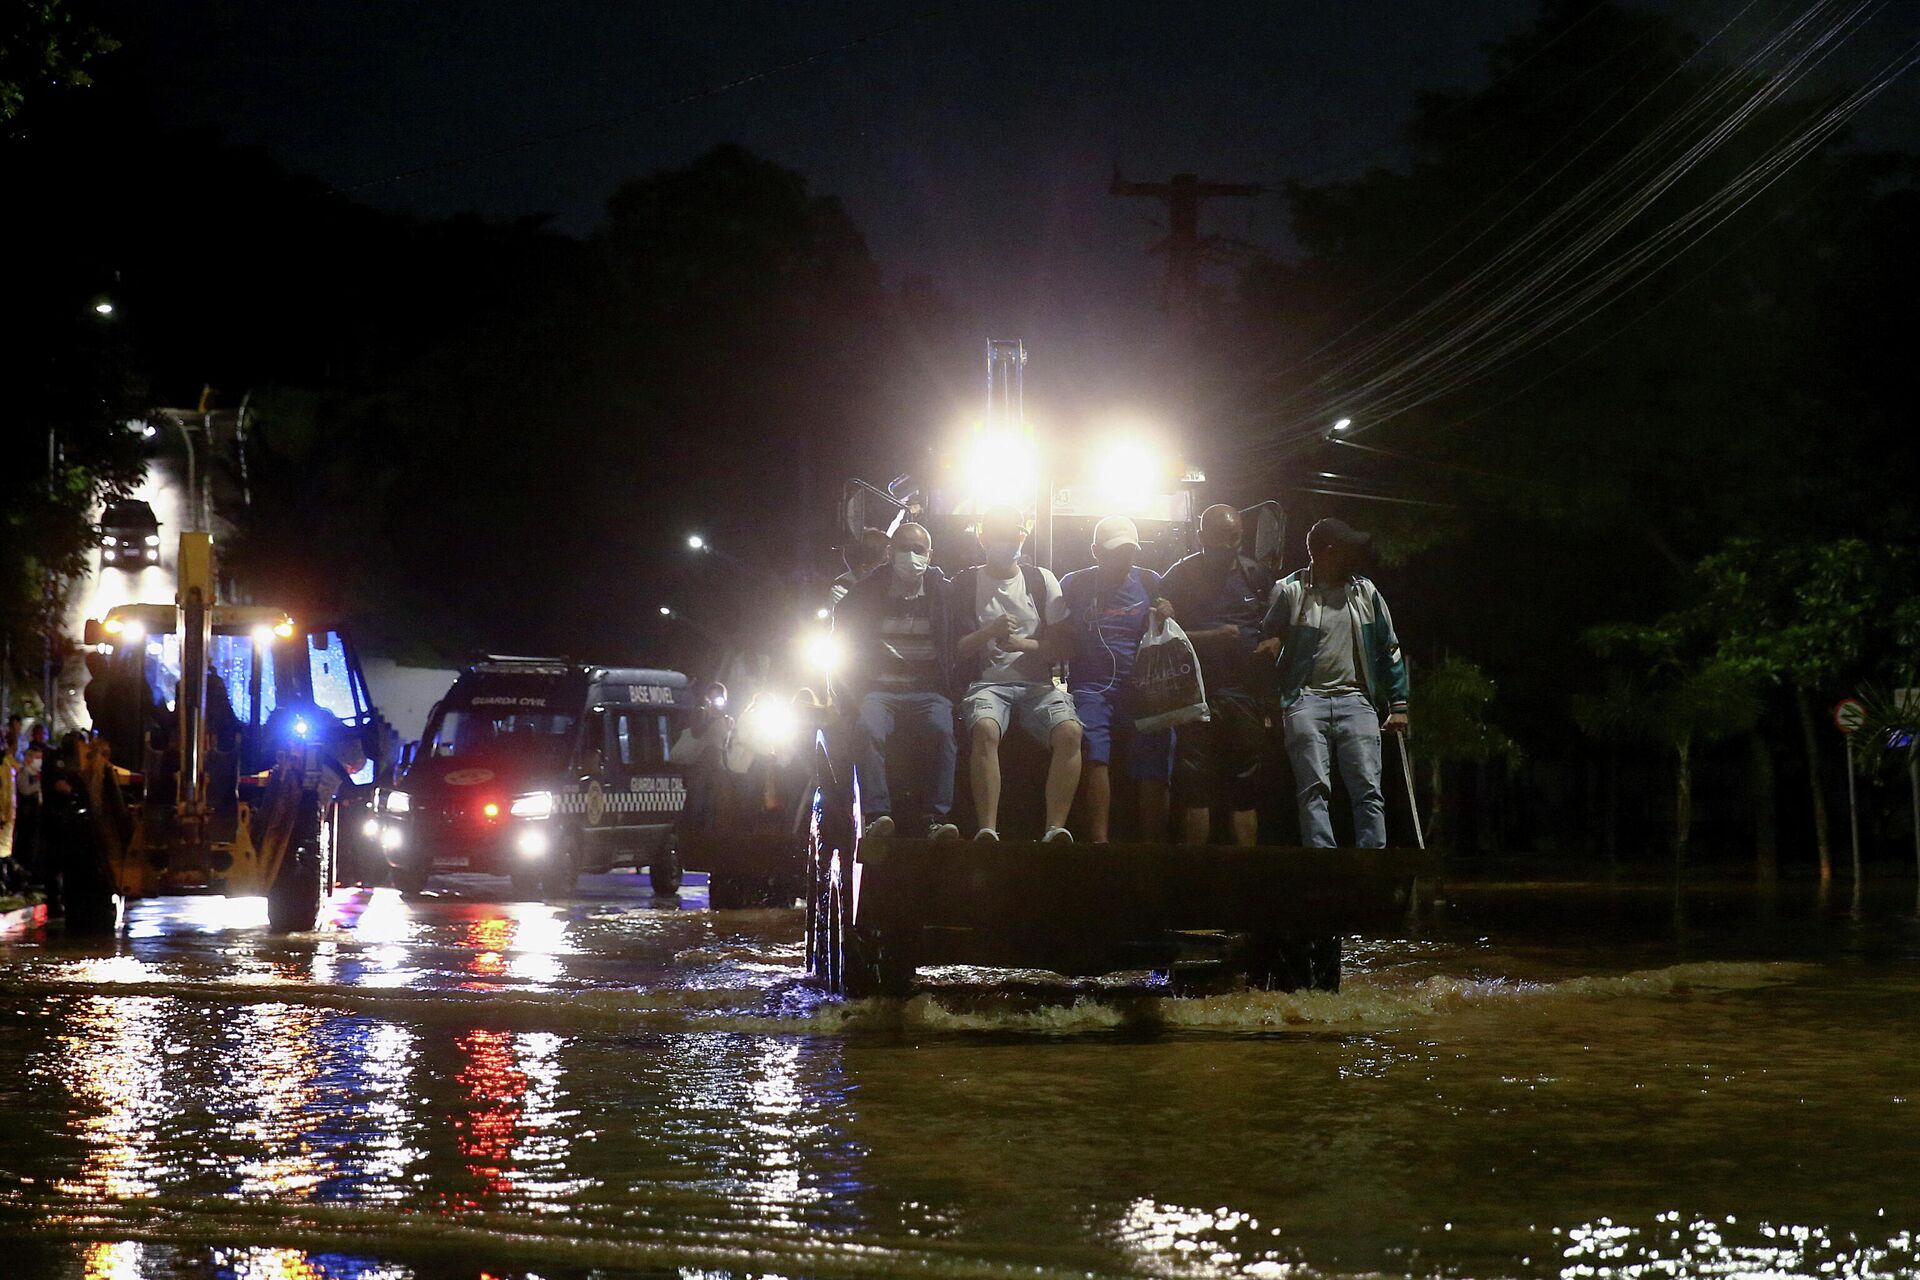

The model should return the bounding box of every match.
[1833,698,1866,735]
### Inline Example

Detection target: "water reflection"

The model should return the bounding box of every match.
[1113,1198,1292,1277]
[658,1032,856,1239]
[54,996,171,1199]
[9,873,1916,1280]
[447,1026,524,1205]
[1558,1213,1920,1278]
[452,906,571,991]
[41,995,428,1213]
[212,1248,414,1279]
[226,1003,327,1197]
[82,1240,142,1280]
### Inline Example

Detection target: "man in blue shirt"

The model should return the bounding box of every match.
[1059,516,1174,843]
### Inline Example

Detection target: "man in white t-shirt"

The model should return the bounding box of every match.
[952,506,1081,842]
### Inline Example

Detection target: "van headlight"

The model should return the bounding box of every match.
[509,791,553,819]
[384,790,411,814]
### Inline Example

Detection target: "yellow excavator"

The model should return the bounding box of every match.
[55,529,387,933]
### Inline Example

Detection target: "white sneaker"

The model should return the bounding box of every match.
[1042,827,1074,844]
[863,815,895,840]
[928,822,960,840]
[974,827,1000,841]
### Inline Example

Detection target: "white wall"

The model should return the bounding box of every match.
[361,657,460,746]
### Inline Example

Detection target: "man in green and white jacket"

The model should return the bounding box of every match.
[1256,519,1410,847]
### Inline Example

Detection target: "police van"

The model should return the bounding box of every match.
[379,656,694,899]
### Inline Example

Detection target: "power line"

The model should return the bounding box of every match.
[1242,0,1912,455]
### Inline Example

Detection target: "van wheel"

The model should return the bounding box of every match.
[543,835,580,899]
[268,848,323,934]
[648,843,682,897]
[394,864,430,899]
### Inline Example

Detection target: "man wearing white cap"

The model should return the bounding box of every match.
[1059,515,1175,842]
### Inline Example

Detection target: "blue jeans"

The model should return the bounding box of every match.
[854,691,956,820]
[1282,692,1385,848]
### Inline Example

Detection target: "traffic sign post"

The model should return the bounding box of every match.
[1834,699,1864,895]
[1832,698,1866,735]
[1900,690,1920,914]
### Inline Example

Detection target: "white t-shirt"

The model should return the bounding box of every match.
[974,564,1066,685]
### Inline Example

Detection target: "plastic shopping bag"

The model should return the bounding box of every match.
[1130,618,1210,732]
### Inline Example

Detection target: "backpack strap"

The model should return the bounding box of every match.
[1019,562,1047,616]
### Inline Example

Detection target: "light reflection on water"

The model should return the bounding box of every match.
[53,995,171,1200]
[3,876,1918,1278]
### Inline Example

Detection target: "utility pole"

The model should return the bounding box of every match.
[1110,170,1265,358]
[44,426,58,727]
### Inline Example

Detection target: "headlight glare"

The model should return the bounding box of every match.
[509,791,553,819]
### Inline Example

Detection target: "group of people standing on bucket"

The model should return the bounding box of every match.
[832,503,1411,848]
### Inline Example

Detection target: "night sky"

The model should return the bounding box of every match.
[115,0,1919,411]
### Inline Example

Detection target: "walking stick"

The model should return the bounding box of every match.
[1396,730,1426,850]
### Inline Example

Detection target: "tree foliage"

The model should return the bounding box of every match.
[0,0,117,132]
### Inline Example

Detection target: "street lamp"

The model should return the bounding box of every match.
[93,300,114,316]
[686,533,707,552]
[1330,417,1353,435]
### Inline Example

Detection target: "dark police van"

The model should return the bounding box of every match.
[379,657,694,899]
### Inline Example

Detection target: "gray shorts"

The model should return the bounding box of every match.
[963,681,1080,742]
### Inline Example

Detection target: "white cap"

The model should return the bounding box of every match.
[1093,515,1141,551]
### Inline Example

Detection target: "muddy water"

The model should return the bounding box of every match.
[1,870,1916,1279]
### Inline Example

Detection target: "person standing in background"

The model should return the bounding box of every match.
[1258,518,1410,848]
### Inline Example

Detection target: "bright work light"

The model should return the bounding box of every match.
[962,426,1040,510]
[740,700,800,755]
[800,629,844,675]
[1090,437,1166,510]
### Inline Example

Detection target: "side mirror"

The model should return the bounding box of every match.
[1244,501,1288,573]
[83,618,103,646]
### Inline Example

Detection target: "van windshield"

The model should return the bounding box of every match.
[425,707,578,763]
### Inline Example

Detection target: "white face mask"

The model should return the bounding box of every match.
[893,549,930,578]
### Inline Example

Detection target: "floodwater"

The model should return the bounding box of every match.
[1,866,1916,1279]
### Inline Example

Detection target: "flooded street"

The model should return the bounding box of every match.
[2,869,1917,1279]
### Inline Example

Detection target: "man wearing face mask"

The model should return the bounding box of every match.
[951,506,1081,842]
[1258,518,1409,848]
[833,523,961,840]
[1059,515,1176,843]
[1159,504,1277,845]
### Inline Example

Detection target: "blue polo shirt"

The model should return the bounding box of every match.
[1060,565,1162,695]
